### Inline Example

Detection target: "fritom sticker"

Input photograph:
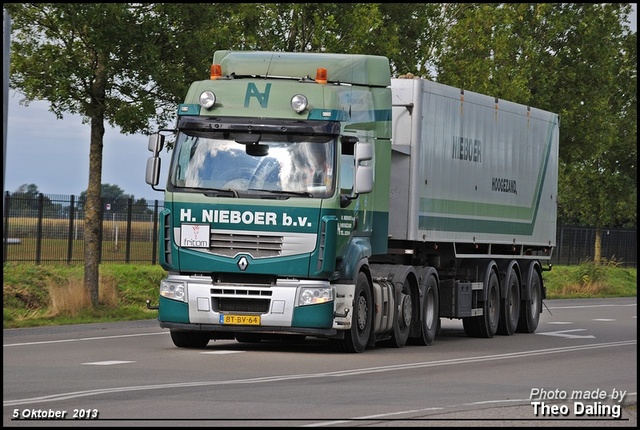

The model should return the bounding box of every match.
[180,224,211,248]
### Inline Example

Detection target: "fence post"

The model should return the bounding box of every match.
[35,193,44,264]
[66,194,75,263]
[152,200,159,265]
[98,197,103,263]
[3,191,10,263]
[558,226,564,265]
[125,198,132,263]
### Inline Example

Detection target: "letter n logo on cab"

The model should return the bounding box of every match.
[244,83,271,108]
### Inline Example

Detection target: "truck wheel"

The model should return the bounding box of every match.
[463,270,500,338]
[497,266,520,336]
[387,278,413,348]
[337,272,372,353]
[170,330,210,348]
[517,265,542,333]
[411,273,439,346]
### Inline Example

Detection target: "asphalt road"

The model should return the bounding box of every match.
[3,297,637,427]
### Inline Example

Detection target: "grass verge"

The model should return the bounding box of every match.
[2,262,636,329]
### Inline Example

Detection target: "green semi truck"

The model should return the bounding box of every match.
[145,50,559,353]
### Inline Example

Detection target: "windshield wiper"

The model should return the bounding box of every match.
[201,188,239,198]
[248,188,312,198]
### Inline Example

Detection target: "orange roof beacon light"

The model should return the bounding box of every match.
[315,67,328,84]
[210,64,222,80]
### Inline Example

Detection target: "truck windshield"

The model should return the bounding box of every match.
[169,131,336,198]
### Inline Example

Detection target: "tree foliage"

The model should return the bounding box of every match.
[5,3,201,305]
[7,184,59,215]
[434,3,636,262]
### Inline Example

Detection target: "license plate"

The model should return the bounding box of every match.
[220,314,261,325]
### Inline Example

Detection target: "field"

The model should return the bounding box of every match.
[4,218,158,263]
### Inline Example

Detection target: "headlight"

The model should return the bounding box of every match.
[298,287,333,306]
[160,279,186,302]
[199,91,216,109]
[291,94,308,113]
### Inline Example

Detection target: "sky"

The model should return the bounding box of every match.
[4,90,170,201]
[3,5,636,202]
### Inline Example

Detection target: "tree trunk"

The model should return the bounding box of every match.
[593,227,602,266]
[84,117,105,306]
[84,58,108,307]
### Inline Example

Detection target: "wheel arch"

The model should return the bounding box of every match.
[521,260,546,301]
[458,259,500,301]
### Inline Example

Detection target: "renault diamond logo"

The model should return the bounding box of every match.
[237,256,249,271]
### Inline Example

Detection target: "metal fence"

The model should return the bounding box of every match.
[3,192,637,267]
[551,225,636,267]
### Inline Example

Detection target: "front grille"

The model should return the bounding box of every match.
[211,288,272,296]
[210,232,283,258]
[210,277,274,313]
[213,273,275,285]
[218,298,270,313]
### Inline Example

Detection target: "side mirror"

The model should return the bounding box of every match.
[354,141,373,163]
[145,157,161,186]
[148,134,164,155]
[354,142,373,194]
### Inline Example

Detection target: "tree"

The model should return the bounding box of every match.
[79,183,129,212]
[4,2,444,307]
[14,183,39,197]
[4,4,210,305]
[8,183,61,217]
[549,4,636,263]
[435,3,637,264]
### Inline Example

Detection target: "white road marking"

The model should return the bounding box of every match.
[4,340,634,407]
[537,329,595,339]
[82,361,135,366]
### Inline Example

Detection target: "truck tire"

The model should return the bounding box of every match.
[497,264,521,336]
[463,270,500,338]
[386,277,413,348]
[170,330,210,348]
[517,264,543,333]
[410,272,439,346]
[336,272,372,353]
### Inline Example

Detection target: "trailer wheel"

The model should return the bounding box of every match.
[463,270,500,338]
[411,273,439,346]
[387,278,413,348]
[336,272,372,353]
[170,330,210,348]
[497,266,520,336]
[517,265,542,333]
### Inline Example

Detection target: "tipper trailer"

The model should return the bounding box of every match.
[146,51,559,353]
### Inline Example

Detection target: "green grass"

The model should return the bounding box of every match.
[2,262,636,329]
[3,263,165,329]
[543,261,637,299]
